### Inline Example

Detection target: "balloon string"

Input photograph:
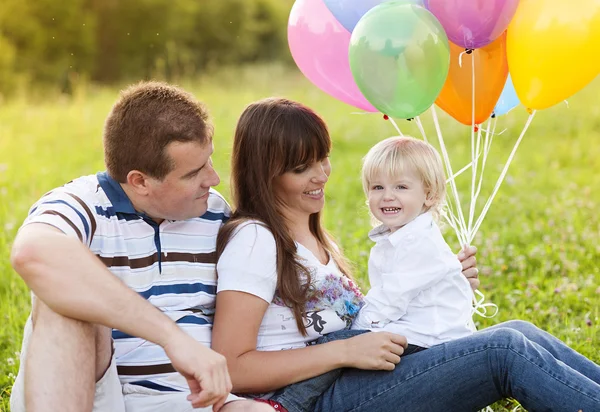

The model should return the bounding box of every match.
[441,203,467,246]
[458,50,467,67]
[469,111,536,242]
[472,117,496,206]
[472,289,499,318]
[467,53,479,236]
[446,158,477,184]
[388,117,404,136]
[431,106,468,245]
[414,116,428,143]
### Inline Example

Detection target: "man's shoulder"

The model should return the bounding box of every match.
[44,174,102,200]
[200,188,230,222]
[207,188,230,212]
[30,174,106,211]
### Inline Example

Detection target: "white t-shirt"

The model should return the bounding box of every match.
[352,212,475,348]
[217,221,364,351]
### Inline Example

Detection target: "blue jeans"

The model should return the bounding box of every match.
[271,329,369,412]
[312,321,600,412]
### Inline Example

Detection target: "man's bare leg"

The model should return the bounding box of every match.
[25,299,112,412]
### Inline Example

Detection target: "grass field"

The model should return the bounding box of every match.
[1,66,599,411]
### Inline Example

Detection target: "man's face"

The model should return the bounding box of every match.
[145,141,220,221]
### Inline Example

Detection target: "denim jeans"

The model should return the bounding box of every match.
[312,320,600,412]
[271,329,369,412]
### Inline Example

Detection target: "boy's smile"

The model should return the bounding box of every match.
[368,170,433,232]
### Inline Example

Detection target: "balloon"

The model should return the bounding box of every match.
[507,0,600,110]
[349,2,450,119]
[424,0,519,49]
[323,0,423,33]
[435,33,508,125]
[288,0,377,112]
[493,74,520,117]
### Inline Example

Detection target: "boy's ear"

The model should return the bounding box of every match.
[424,192,436,207]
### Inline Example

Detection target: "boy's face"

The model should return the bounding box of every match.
[367,170,432,232]
[144,141,220,221]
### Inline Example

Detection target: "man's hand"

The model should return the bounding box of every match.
[163,333,232,411]
[458,246,479,290]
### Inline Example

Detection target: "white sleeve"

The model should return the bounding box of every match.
[361,235,448,326]
[22,188,96,246]
[216,222,278,303]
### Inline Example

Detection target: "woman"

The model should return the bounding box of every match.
[212,98,600,411]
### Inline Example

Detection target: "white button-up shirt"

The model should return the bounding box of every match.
[352,212,475,348]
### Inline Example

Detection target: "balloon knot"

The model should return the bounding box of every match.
[383,114,389,120]
[406,118,414,122]
[491,113,496,119]
[474,125,479,132]
[465,48,474,54]
[526,108,533,115]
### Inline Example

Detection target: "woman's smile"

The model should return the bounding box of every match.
[303,188,324,199]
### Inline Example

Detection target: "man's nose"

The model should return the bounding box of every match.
[205,166,220,187]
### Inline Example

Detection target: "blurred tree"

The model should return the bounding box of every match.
[0,0,294,94]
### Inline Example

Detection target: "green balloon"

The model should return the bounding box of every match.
[349,2,450,119]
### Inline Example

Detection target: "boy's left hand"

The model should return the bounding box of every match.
[457,246,479,290]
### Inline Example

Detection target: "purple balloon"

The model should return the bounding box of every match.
[424,0,519,49]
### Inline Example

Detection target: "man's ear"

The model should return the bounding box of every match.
[126,170,151,196]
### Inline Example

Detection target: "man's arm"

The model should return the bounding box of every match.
[11,223,232,410]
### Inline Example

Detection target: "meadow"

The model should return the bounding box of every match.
[1,66,599,411]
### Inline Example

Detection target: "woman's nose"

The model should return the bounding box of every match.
[312,165,329,183]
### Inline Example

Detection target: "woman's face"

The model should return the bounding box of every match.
[273,157,331,220]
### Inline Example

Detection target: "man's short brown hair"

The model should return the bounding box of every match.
[104,81,213,182]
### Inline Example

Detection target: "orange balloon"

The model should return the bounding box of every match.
[435,33,509,126]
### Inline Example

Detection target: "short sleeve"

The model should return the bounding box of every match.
[22,188,96,246]
[217,221,278,303]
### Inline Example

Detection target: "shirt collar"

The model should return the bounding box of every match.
[368,211,434,246]
[96,171,138,215]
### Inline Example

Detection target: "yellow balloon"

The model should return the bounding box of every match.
[507,0,600,110]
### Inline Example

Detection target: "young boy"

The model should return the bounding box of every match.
[352,136,475,351]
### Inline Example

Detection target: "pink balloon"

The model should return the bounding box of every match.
[424,0,519,49]
[288,0,377,112]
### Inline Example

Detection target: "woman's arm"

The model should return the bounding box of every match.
[212,290,407,394]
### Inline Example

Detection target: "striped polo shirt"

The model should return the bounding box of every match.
[23,171,230,392]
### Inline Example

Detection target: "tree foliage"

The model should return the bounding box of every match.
[0,0,294,95]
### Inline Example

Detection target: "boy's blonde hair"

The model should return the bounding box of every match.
[362,136,447,215]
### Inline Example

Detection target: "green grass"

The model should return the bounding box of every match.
[1,66,599,411]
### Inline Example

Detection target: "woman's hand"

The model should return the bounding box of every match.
[340,332,407,371]
[458,246,479,290]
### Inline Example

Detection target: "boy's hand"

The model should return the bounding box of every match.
[458,246,479,290]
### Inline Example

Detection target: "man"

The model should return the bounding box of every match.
[10,82,274,412]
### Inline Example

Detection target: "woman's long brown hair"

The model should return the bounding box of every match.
[216,98,352,336]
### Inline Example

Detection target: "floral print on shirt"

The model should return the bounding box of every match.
[273,272,365,328]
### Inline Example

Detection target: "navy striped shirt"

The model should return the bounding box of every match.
[24,172,230,392]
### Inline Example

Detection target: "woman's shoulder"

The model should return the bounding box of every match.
[221,218,276,250]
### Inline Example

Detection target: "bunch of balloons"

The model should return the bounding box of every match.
[288,0,600,126]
